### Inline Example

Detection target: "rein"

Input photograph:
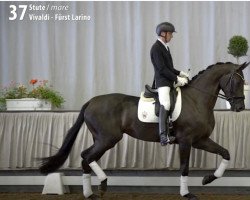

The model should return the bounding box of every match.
[187,72,245,101]
[187,85,228,100]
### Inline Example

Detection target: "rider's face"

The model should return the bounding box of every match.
[161,32,173,43]
[165,32,173,43]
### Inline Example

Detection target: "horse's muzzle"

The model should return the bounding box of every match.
[231,103,245,112]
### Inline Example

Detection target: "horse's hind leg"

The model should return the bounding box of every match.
[81,146,96,199]
[81,136,122,199]
[179,141,198,200]
[192,138,230,185]
[80,146,95,199]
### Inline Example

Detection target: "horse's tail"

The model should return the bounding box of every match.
[39,101,90,174]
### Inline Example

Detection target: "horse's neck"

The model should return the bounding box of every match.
[188,66,231,109]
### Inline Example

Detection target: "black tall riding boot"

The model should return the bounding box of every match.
[159,105,176,146]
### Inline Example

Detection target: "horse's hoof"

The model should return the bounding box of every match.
[98,178,107,197]
[183,193,199,200]
[86,194,101,200]
[202,174,217,185]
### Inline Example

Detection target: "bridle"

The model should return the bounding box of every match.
[188,71,245,103]
[225,71,245,105]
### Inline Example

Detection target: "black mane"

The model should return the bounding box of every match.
[189,62,233,83]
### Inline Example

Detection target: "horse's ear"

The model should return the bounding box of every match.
[238,62,250,71]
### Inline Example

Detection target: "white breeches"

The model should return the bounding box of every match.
[158,86,171,111]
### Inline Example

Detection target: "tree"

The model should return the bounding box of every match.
[228,35,248,64]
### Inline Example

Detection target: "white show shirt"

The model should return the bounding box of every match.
[157,38,169,51]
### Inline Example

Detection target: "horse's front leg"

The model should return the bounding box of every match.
[192,138,230,185]
[179,142,198,200]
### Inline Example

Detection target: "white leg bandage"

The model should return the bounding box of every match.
[83,173,93,198]
[180,176,189,196]
[89,161,107,182]
[214,159,229,178]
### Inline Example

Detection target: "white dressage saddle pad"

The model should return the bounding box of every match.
[138,87,182,123]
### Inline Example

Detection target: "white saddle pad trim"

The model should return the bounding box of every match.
[138,87,182,123]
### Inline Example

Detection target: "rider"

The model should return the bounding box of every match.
[150,22,189,146]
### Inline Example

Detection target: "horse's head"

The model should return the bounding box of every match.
[219,62,250,112]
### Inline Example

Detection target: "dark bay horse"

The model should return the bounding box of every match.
[40,62,249,200]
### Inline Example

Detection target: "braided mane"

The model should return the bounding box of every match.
[189,62,233,83]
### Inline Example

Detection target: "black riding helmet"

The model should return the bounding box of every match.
[156,22,176,36]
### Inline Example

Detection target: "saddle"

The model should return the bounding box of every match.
[143,84,177,118]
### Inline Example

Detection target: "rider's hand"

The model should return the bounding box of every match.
[179,71,189,79]
[177,76,188,86]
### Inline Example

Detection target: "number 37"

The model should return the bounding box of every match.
[9,5,27,20]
